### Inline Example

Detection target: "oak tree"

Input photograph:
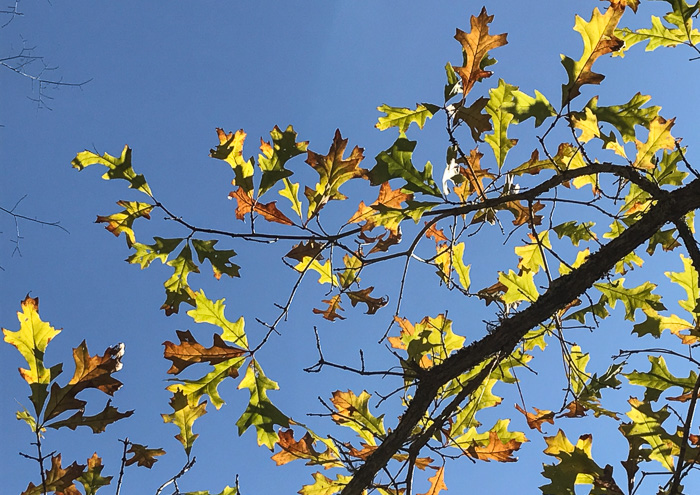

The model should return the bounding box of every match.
[5,1,700,494]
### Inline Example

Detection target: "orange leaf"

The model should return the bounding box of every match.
[348,182,412,235]
[22,454,85,495]
[467,430,521,462]
[454,8,508,97]
[163,330,246,374]
[272,429,318,466]
[503,200,545,226]
[420,466,447,495]
[425,222,448,244]
[229,187,294,225]
[313,295,345,321]
[515,404,555,433]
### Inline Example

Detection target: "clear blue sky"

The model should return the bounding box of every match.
[2,1,700,494]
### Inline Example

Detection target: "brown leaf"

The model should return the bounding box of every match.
[425,223,448,244]
[125,443,166,468]
[229,187,294,225]
[454,8,508,96]
[515,404,555,433]
[348,182,412,235]
[369,231,402,254]
[305,129,366,220]
[503,200,545,226]
[457,149,494,201]
[562,400,586,418]
[284,241,324,263]
[466,430,521,462]
[477,280,507,305]
[346,287,388,315]
[420,466,447,495]
[454,97,492,141]
[22,454,85,495]
[163,330,246,374]
[272,429,316,466]
[43,342,125,421]
[313,295,345,321]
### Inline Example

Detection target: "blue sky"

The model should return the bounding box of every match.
[2,1,700,494]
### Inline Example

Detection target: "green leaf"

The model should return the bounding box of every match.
[127,237,184,269]
[553,221,596,246]
[191,239,240,280]
[434,242,471,290]
[257,125,308,196]
[368,135,442,197]
[632,310,692,339]
[389,314,466,371]
[616,13,700,53]
[444,62,461,102]
[633,116,676,170]
[72,145,152,196]
[167,356,246,409]
[187,290,248,349]
[621,398,677,471]
[569,345,591,396]
[76,454,111,495]
[594,278,665,320]
[162,391,207,456]
[294,257,336,286]
[279,179,303,218]
[162,243,199,315]
[236,360,289,449]
[560,6,625,104]
[625,355,698,402]
[3,296,62,415]
[330,389,385,445]
[375,103,440,133]
[300,473,352,495]
[665,254,700,317]
[515,231,552,274]
[96,201,153,248]
[210,128,255,195]
[503,88,555,127]
[540,430,604,494]
[499,270,539,304]
[586,93,660,143]
[653,149,688,187]
[485,79,518,169]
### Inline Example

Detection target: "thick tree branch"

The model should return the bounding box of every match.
[342,177,700,495]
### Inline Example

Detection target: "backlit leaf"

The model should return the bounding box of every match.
[163,330,246,375]
[454,7,508,96]
[594,278,665,320]
[229,187,294,225]
[210,128,255,195]
[72,145,152,196]
[257,125,308,196]
[191,239,240,280]
[236,360,289,449]
[162,391,207,456]
[96,200,153,248]
[633,116,676,170]
[162,243,199,315]
[330,390,385,445]
[187,290,248,349]
[305,129,366,221]
[77,453,111,495]
[127,237,184,269]
[313,295,345,321]
[125,443,165,468]
[376,103,440,133]
[485,79,518,169]
[561,5,624,104]
[3,296,62,414]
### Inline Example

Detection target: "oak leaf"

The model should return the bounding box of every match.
[22,454,84,495]
[561,5,625,104]
[163,330,246,374]
[515,404,555,433]
[305,129,366,221]
[419,466,447,495]
[257,125,308,196]
[77,453,111,495]
[162,391,207,456]
[454,8,508,97]
[96,200,153,247]
[125,443,165,468]
[72,145,152,196]
[271,429,341,469]
[346,287,388,315]
[313,295,345,321]
[229,187,294,225]
[466,430,521,462]
[210,128,255,194]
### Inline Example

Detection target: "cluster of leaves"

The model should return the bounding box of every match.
[7,1,700,494]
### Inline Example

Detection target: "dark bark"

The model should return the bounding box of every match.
[342,177,700,495]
